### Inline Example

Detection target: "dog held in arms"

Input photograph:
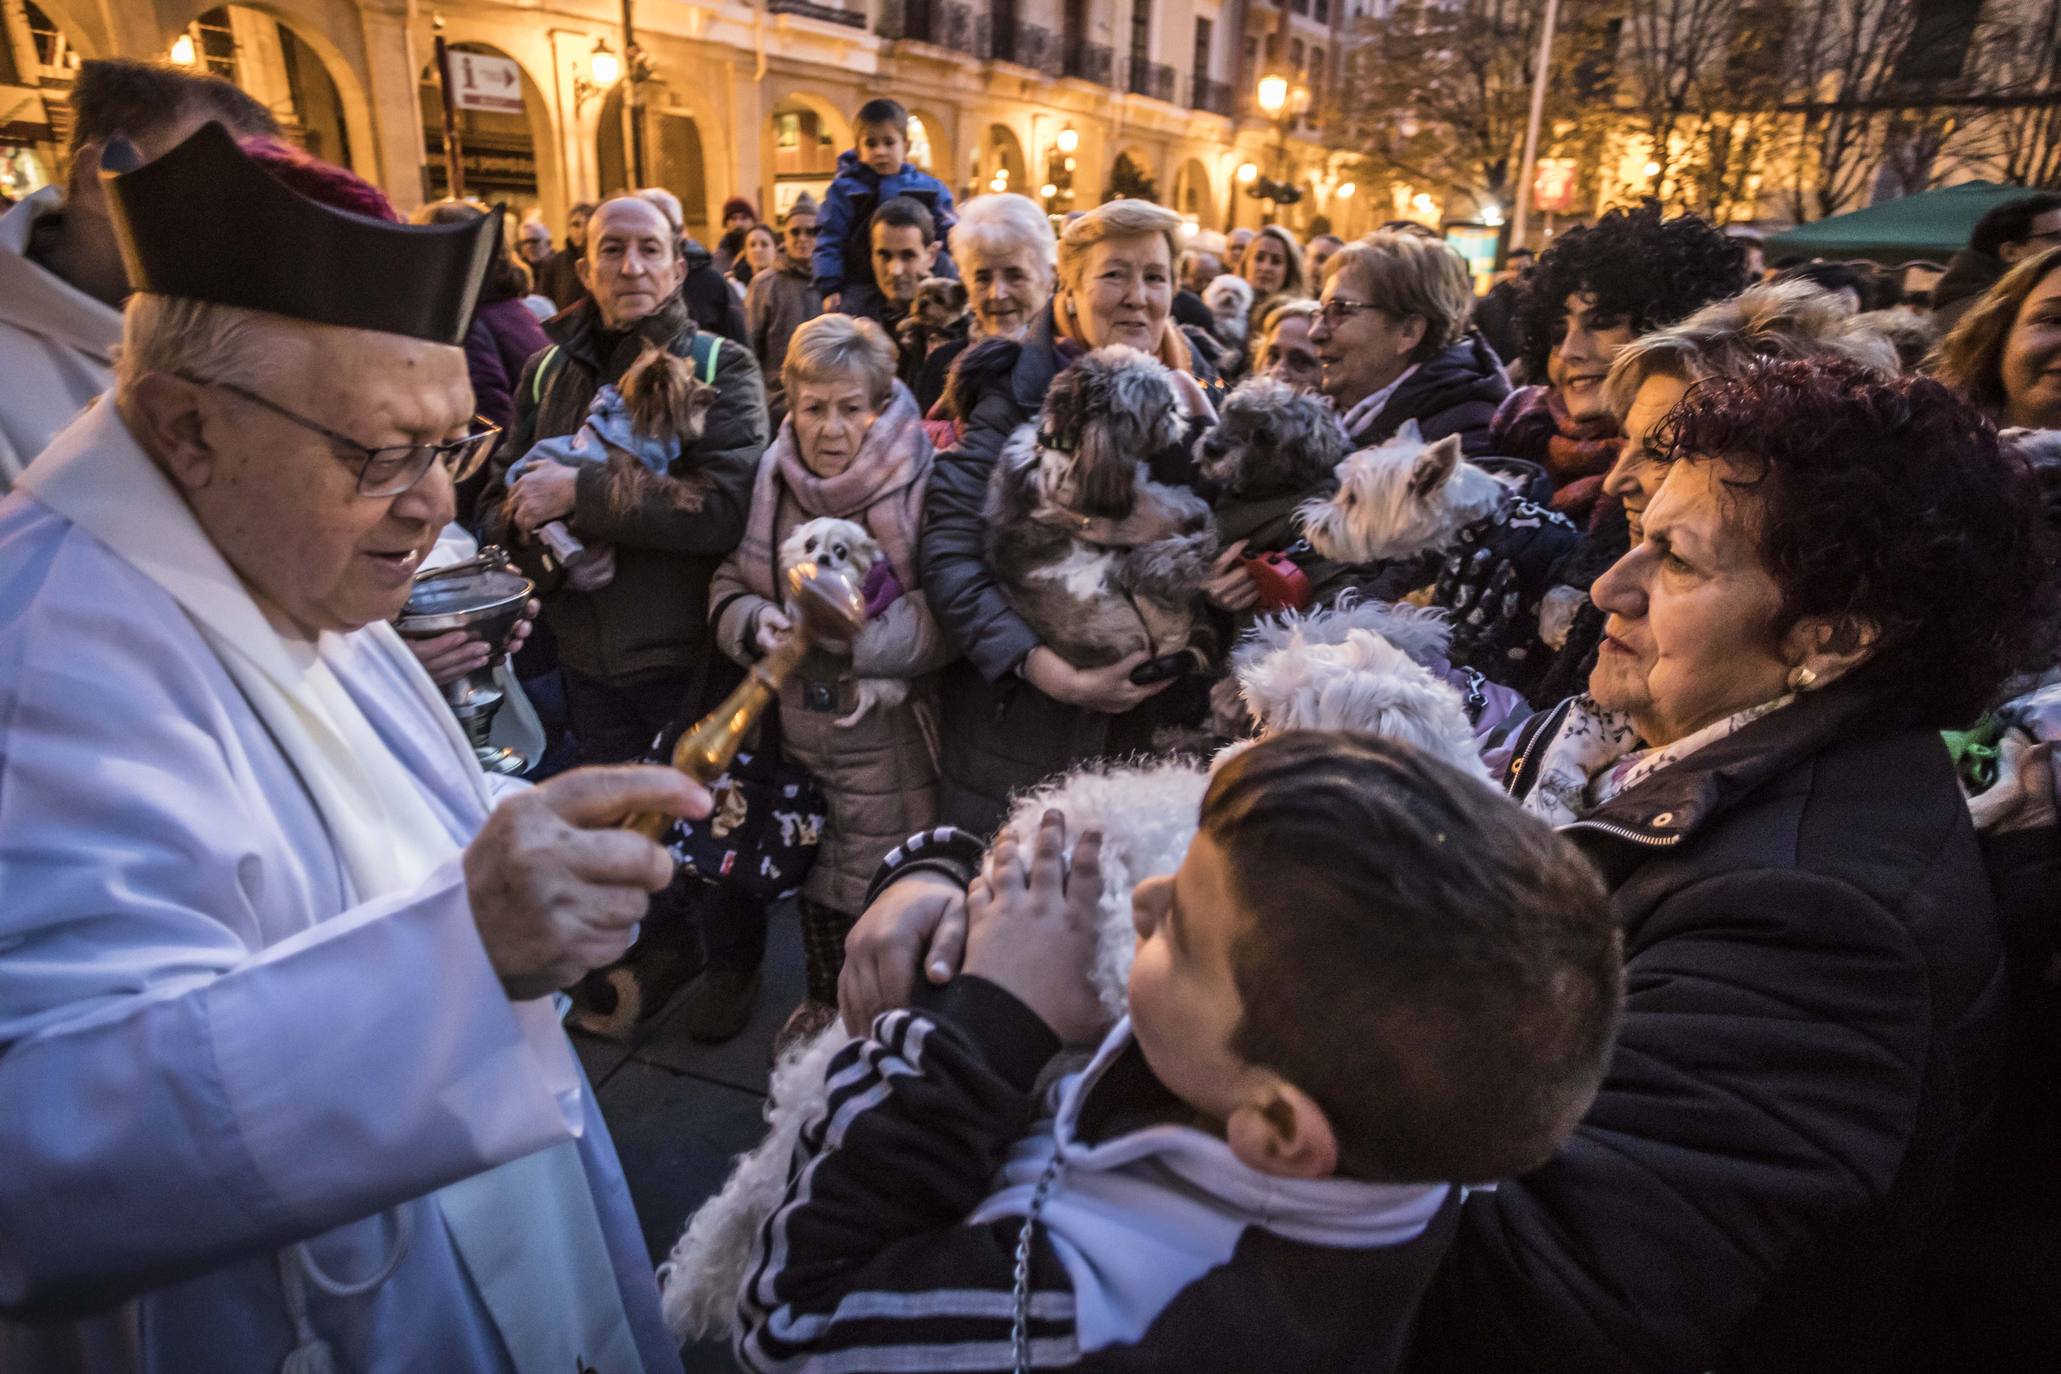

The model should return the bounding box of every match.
[980,345,1219,679]
[657,598,1488,1340]
[776,516,906,728]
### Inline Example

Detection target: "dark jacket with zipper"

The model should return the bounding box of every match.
[921,304,1224,835]
[483,291,766,686]
[1407,686,2008,1374]
[1348,332,1511,458]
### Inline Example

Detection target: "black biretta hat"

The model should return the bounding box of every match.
[101,122,495,345]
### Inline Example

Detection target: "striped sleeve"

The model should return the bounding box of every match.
[864,825,988,908]
[735,979,1078,1371]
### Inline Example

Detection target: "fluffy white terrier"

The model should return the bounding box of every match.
[776,516,905,727]
[1297,419,1507,566]
[656,601,1485,1340]
[1202,272,1256,350]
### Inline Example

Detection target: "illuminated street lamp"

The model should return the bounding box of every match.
[1236,161,1259,184]
[1056,126,1079,155]
[169,33,197,66]
[1336,181,1355,199]
[574,39,622,113]
[1256,74,1288,117]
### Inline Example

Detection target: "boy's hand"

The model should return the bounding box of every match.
[962,811,1108,1045]
[823,292,842,314]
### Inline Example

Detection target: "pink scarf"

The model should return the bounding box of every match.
[735,380,931,602]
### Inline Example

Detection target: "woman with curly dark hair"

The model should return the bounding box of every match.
[1405,356,2057,1372]
[1489,201,1746,519]
[1931,244,2061,430]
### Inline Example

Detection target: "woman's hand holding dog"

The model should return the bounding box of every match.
[1203,539,1260,613]
[1025,647,1174,713]
[753,606,794,658]
[964,811,1109,1046]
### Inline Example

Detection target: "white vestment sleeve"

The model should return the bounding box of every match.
[0,567,577,1319]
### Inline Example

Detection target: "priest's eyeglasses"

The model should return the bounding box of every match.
[176,374,502,498]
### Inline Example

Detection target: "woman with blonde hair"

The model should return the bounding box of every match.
[923,196,1226,832]
[709,312,947,1037]
[1236,224,1307,372]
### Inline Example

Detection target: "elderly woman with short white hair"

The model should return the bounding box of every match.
[709,312,947,1039]
[912,192,1057,414]
[921,196,1226,833]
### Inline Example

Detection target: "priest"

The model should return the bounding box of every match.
[0,125,700,1372]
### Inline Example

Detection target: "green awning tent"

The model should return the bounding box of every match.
[1767,181,2052,266]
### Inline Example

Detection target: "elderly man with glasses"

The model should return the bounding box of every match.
[0,126,703,1372]
[747,190,826,425]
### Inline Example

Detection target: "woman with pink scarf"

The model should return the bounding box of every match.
[710,314,948,1040]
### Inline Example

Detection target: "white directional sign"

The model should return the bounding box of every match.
[451,51,523,114]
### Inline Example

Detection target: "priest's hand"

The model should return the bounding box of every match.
[508,462,579,533]
[464,765,709,1000]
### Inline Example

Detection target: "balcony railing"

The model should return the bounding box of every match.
[878,0,976,51]
[768,0,867,27]
[1062,39,1113,84]
[1190,76,1234,116]
[979,19,1062,73]
[1127,56,1176,102]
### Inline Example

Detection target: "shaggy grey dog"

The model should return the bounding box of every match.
[982,346,1218,669]
[1198,375,1348,500]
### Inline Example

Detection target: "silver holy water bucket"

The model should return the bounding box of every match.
[395,548,534,776]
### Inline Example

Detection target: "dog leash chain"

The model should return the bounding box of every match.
[1010,1152,1067,1374]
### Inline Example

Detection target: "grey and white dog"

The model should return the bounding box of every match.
[1198,375,1349,502]
[982,345,1218,670]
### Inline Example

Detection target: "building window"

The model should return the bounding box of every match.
[1292,0,1310,15]
[1894,0,1981,85]
[1193,17,1212,80]
[1290,38,1303,72]
[1130,0,1151,66]
[1316,0,1330,21]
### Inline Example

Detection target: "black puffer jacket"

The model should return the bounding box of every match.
[1348,332,1511,457]
[1408,686,2007,1374]
[485,291,767,686]
[921,304,1223,835]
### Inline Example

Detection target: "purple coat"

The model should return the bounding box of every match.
[465,296,553,431]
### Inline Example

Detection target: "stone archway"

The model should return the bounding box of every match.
[905,107,949,177]
[1171,156,1214,222]
[976,122,1027,198]
[767,92,843,220]
[418,41,557,217]
[160,1,377,181]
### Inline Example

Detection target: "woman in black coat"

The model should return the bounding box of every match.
[1407,359,2056,1372]
[921,198,1224,835]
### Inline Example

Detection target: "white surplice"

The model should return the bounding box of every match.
[0,399,682,1373]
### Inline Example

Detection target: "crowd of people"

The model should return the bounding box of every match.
[1,55,2058,1374]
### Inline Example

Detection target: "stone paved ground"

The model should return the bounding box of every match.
[580,901,805,1374]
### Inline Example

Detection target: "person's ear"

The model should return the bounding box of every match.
[1782,616,1879,692]
[924,240,940,272]
[65,138,111,217]
[1396,312,1429,356]
[2001,239,2028,265]
[127,373,220,492]
[575,254,593,290]
[1225,1078,1339,1181]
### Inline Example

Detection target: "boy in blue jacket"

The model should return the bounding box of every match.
[817,97,957,317]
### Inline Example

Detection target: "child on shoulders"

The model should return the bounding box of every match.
[816,97,957,317]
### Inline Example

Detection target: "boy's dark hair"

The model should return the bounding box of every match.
[1204,731,1622,1183]
[68,58,278,158]
[853,98,910,137]
[1513,199,1743,377]
[869,195,936,245]
[1969,192,2061,258]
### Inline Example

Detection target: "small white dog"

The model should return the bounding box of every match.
[657,598,1488,1341]
[776,517,906,728]
[1203,272,1257,351]
[1297,419,1507,566]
